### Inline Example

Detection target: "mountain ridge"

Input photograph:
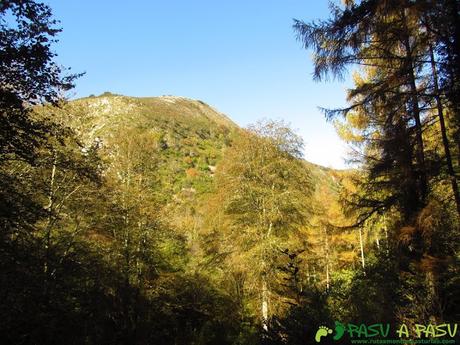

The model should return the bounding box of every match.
[39,92,344,201]
[68,92,345,171]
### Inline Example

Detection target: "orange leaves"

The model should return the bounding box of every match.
[419,255,443,273]
[398,226,417,246]
[185,167,199,178]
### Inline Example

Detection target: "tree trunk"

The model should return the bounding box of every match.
[401,9,428,204]
[358,227,365,273]
[44,153,57,280]
[446,0,460,167]
[324,227,330,291]
[429,44,460,217]
[262,279,269,331]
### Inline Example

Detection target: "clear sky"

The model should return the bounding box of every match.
[45,0,352,169]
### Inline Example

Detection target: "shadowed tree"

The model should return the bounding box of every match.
[0,0,81,236]
[294,0,460,219]
[294,0,460,325]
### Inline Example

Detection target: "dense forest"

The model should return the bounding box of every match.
[1,1,459,344]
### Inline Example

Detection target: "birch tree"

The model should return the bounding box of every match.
[214,120,313,330]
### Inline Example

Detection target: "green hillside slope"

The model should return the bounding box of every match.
[42,92,342,201]
[40,93,240,197]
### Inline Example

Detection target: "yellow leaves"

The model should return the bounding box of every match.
[334,120,364,143]
[340,231,358,243]
[347,111,368,130]
[352,71,365,86]
[370,131,381,140]
[340,172,359,194]
[338,251,357,264]
[183,156,193,166]
[333,109,368,144]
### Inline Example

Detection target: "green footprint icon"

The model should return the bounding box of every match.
[315,325,333,343]
[333,321,346,341]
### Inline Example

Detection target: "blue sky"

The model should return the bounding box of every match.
[45,0,352,168]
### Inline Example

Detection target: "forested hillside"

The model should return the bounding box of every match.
[1,1,459,345]
[2,90,360,344]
